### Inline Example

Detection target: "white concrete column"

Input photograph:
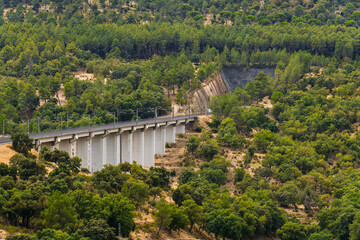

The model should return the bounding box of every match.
[88,137,92,171]
[90,135,104,172]
[77,137,89,170]
[129,131,133,163]
[116,134,121,165]
[166,125,176,143]
[121,131,133,163]
[161,126,166,153]
[144,127,155,167]
[102,134,107,167]
[176,123,186,134]
[155,127,161,154]
[58,140,72,155]
[105,133,117,166]
[155,126,166,155]
[133,129,145,166]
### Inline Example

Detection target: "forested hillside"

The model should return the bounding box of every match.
[1,0,360,239]
[1,0,360,132]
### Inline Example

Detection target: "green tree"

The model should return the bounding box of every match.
[206,209,243,239]
[6,234,32,240]
[122,179,149,207]
[217,117,243,147]
[154,199,173,234]
[308,231,333,240]
[169,207,189,232]
[186,136,200,154]
[18,158,40,180]
[102,194,136,237]
[77,219,117,240]
[197,139,219,160]
[11,132,32,155]
[276,182,301,209]
[42,191,79,232]
[181,199,202,231]
[276,222,307,240]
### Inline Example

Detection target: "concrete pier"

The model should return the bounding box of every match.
[105,132,117,166]
[155,125,166,155]
[132,129,145,166]
[76,136,89,169]
[90,133,104,172]
[121,130,133,163]
[176,123,186,134]
[144,127,155,167]
[33,115,197,172]
[166,124,176,143]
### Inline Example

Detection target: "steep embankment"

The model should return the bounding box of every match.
[191,73,228,113]
[0,144,39,165]
[190,67,276,114]
[0,144,17,165]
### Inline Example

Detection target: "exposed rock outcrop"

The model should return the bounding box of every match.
[190,73,228,114]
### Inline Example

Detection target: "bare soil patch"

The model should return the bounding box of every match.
[0,144,18,165]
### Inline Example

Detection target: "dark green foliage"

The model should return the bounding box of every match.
[42,149,70,165]
[197,139,219,160]
[178,168,198,185]
[11,132,32,155]
[186,136,200,154]
[199,156,230,185]
[122,179,149,207]
[146,167,170,188]
[154,199,189,234]
[2,1,360,240]
[181,199,202,231]
[6,234,32,240]
[76,219,117,240]
[234,168,246,183]
[173,188,187,206]
[276,222,308,240]
[206,209,243,239]
[91,165,129,193]
[169,207,189,232]
[41,191,79,232]
[217,118,245,148]
[18,158,39,180]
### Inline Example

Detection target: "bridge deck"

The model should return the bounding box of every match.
[30,114,199,140]
[0,115,199,144]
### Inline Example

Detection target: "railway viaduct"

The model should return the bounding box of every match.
[29,115,198,172]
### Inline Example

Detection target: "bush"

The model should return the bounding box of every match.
[77,219,117,240]
[194,126,204,132]
[197,139,219,160]
[11,132,32,155]
[186,136,200,154]
[6,235,32,240]
[234,168,246,183]
[276,222,307,240]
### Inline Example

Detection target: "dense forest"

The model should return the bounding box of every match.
[1,0,360,132]
[1,0,360,239]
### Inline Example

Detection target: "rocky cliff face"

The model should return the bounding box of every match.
[220,67,275,93]
[190,73,228,114]
[190,67,276,114]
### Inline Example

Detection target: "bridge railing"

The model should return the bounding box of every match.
[29,114,200,139]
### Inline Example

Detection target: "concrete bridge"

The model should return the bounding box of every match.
[30,115,198,172]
